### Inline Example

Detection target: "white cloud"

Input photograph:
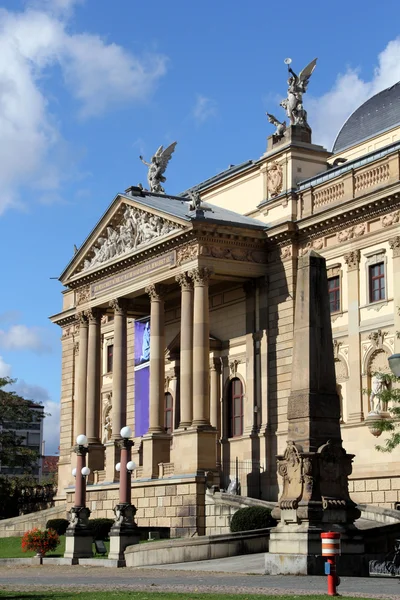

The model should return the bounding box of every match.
[0,324,52,353]
[309,38,400,150]
[0,3,167,213]
[193,94,217,124]
[0,355,11,377]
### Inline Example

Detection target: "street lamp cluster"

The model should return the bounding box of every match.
[64,426,139,564]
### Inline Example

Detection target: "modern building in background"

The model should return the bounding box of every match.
[0,402,44,479]
[51,79,400,536]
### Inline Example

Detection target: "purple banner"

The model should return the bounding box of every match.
[134,319,150,437]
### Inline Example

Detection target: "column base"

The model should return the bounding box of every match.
[173,427,217,475]
[104,440,121,482]
[87,442,105,482]
[141,433,171,478]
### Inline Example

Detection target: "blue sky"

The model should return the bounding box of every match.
[1,0,400,454]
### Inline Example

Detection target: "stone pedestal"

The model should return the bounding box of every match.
[108,503,140,566]
[141,433,171,478]
[173,427,217,475]
[64,506,93,561]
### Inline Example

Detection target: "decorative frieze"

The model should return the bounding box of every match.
[344,250,360,271]
[337,222,366,243]
[200,245,266,263]
[80,204,183,272]
[176,244,199,265]
[76,285,90,306]
[382,210,400,228]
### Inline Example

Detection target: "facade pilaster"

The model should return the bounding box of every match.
[189,267,212,427]
[75,312,88,439]
[344,250,363,422]
[210,357,221,431]
[176,273,193,428]
[389,236,400,353]
[243,281,256,435]
[86,308,102,444]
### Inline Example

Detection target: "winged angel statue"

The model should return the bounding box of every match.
[140,142,177,194]
[266,113,287,141]
[279,57,317,127]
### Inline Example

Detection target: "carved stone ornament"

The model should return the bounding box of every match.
[200,245,265,263]
[109,298,128,315]
[333,339,342,360]
[389,236,400,258]
[81,204,183,272]
[145,283,166,301]
[76,285,90,305]
[368,329,387,349]
[338,223,366,243]
[266,162,283,197]
[175,273,193,290]
[176,244,198,265]
[280,245,292,260]
[277,441,303,510]
[300,238,323,255]
[382,209,400,228]
[188,267,213,285]
[318,440,353,506]
[85,307,102,323]
[344,250,360,271]
[76,311,88,326]
[229,359,240,376]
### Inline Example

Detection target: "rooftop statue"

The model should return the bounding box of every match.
[139,142,177,194]
[266,113,287,141]
[279,57,317,128]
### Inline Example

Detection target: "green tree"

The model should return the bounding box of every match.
[0,377,45,518]
[367,372,400,452]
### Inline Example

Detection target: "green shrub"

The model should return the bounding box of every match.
[88,518,114,540]
[230,506,276,533]
[46,518,69,536]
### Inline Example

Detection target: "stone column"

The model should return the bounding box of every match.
[389,237,400,353]
[109,299,128,438]
[74,313,88,440]
[176,273,193,428]
[210,357,221,430]
[344,250,363,422]
[244,281,256,434]
[189,268,212,427]
[145,284,166,433]
[86,308,101,443]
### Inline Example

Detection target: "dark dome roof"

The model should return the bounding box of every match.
[333,81,400,153]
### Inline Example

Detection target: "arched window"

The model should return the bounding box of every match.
[164,392,173,434]
[228,378,244,438]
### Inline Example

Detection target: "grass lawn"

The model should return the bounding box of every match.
[0,536,110,558]
[0,593,380,600]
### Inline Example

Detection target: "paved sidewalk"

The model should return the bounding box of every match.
[0,554,399,598]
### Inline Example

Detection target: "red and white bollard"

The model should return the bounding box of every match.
[321,532,341,596]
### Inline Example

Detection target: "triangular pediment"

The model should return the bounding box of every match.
[61,192,191,283]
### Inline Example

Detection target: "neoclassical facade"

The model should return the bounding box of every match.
[52,82,400,535]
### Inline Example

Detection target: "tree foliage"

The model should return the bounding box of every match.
[367,372,400,452]
[0,376,44,470]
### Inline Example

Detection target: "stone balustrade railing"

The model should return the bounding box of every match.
[299,149,400,218]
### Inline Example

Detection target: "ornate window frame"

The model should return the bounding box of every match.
[327,264,342,316]
[364,249,388,310]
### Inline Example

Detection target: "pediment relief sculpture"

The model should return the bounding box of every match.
[80,204,183,272]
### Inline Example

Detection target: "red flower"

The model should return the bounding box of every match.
[21,528,60,555]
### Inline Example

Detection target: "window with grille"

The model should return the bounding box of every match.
[106,344,113,373]
[369,262,385,303]
[328,275,340,313]
[228,378,244,438]
[164,392,173,434]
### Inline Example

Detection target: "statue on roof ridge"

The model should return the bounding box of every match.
[279,57,317,128]
[139,142,177,194]
[266,113,287,141]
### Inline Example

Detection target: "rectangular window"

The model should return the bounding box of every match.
[107,345,114,373]
[328,275,340,313]
[369,262,385,303]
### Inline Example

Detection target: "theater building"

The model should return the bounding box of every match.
[52,82,400,536]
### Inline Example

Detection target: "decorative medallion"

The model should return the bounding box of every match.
[267,162,283,197]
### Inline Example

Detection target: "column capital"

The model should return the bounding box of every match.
[210,357,222,372]
[344,250,361,271]
[175,272,193,290]
[145,283,167,301]
[85,307,103,323]
[109,298,128,315]
[76,311,88,326]
[188,267,213,285]
[389,236,400,258]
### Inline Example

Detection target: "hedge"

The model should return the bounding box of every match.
[230,506,276,533]
[45,518,69,535]
[88,518,114,540]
